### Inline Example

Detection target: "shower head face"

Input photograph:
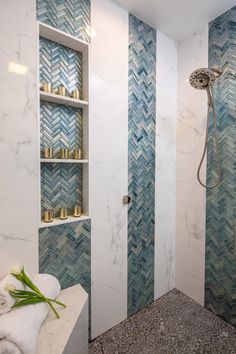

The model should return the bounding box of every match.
[189,68,216,90]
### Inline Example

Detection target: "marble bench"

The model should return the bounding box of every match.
[37,284,88,354]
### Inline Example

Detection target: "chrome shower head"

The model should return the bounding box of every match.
[189,67,222,90]
[189,66,223,189]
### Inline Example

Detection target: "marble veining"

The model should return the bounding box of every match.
[90,0,128,339]
[176,25,208,305]
[0,0,39,277]
[155,30,177,299]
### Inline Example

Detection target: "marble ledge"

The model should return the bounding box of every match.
[37,284,88,354]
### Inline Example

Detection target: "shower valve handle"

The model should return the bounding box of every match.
[123,195,131,205]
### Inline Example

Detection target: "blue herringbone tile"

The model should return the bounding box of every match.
[40,101,83,155]
[37,0,91,43]
[206,6,236,327]
[39,220,91,294]
[128,14,156,317]
[39,38,83,95]
[41,162,83,218]
[40,100,83,218]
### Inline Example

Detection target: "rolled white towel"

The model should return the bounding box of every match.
[0,274,61,354]
[0,274,25,315]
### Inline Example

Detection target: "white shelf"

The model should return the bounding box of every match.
[41,158,88,164]
[38,21,89,54]
[40,91,88,109]
[39,215,90,229]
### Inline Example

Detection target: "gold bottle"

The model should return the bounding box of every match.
[44,210,54,223]
[43,83,52,93]
[60,148,70,159]
[44,147,53,159]
[59,208,68,220]
[73,206,82,217]
[71,89,80,100]
[58,86,66,96]
[74,148,83,160]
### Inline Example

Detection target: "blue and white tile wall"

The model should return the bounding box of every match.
[128,14,156,316]
[37,0,91,295]
[206,6,236,327]
[37,0,158,334]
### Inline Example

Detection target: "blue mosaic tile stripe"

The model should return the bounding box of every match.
[128,14,156,317]
[39,220,91,294]
[40,37,83,95]
[41,162,83,218]
[37,0,91,43]
[206,6,236,327]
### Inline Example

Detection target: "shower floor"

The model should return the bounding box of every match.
[90,289,236,354]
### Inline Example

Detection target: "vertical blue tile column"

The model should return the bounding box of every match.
[128,14,156,316]
[37,0,91,294]
[206,6,236,327]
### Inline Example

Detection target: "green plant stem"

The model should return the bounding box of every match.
[38,292,61,319]
[48,298,66,308]
[45,299,60,318]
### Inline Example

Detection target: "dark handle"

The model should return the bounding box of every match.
[123,195,131,205]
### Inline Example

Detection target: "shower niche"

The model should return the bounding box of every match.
[38,21,90,228]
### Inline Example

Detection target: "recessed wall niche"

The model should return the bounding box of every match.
[38,22,89,228]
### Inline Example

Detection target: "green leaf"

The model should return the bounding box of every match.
[10,290,40,299]
[45,299,60,319]
[20,268,41,294]
[12,297,44,308]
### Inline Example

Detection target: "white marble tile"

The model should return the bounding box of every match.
[90,0,128,339]
[176,25,208,305]
[0,1,39,278]
[155,31,177,299]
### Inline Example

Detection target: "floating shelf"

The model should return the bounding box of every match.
[39,215,90,229]
[40,91,88,109]
[41,158,88,164]
[38,21,89,54]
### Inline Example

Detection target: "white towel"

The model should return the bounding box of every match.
[0,274,25,315]
[0,274,61,354]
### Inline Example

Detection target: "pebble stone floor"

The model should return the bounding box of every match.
[90,289,236,354]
